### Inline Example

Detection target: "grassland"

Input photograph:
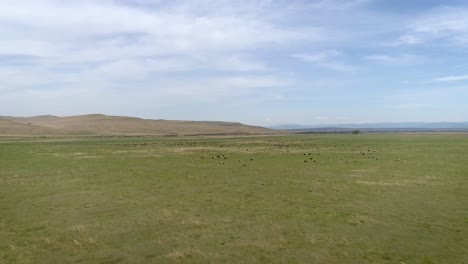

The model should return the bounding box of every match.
[0,114,275,136]
[0,134,467,263]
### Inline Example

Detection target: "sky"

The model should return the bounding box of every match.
[1,0,468,126]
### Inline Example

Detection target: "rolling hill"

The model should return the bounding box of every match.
[0,114,275,136]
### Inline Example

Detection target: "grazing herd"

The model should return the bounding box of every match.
[116,138,381,167]
[192,140,381,167]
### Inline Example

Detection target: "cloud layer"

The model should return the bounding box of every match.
[1,0,467,124]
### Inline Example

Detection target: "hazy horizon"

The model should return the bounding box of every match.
[2,113,468,128]
[1,0,468,126]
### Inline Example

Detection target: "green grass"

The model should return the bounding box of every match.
[1,134,467,263]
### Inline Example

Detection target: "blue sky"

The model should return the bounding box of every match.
[1,0,468,125]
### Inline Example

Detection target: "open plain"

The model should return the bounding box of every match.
[1,134,467,263]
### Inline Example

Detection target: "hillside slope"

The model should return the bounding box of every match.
[0,114,274,136]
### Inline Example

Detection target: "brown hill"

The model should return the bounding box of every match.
[0,114,275,136]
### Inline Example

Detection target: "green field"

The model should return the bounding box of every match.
[1,134,467,263]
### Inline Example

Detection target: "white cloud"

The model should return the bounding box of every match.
[411,8,468,35]
[293,50,360,72]
[210,55,268,72]
[0,1,317,60]
[0,73,292,119]
[0,0,313,113]
[396,35,424,45]
[432,74,468,82]
[396,7,468,46]
[364,54,424,65]
[1,0,467,123]
[301,0,372,11]
[155,74,292,99]
[397,103,428,110]
[293,50,341,62]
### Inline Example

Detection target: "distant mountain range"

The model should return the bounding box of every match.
[270,122,468,132]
